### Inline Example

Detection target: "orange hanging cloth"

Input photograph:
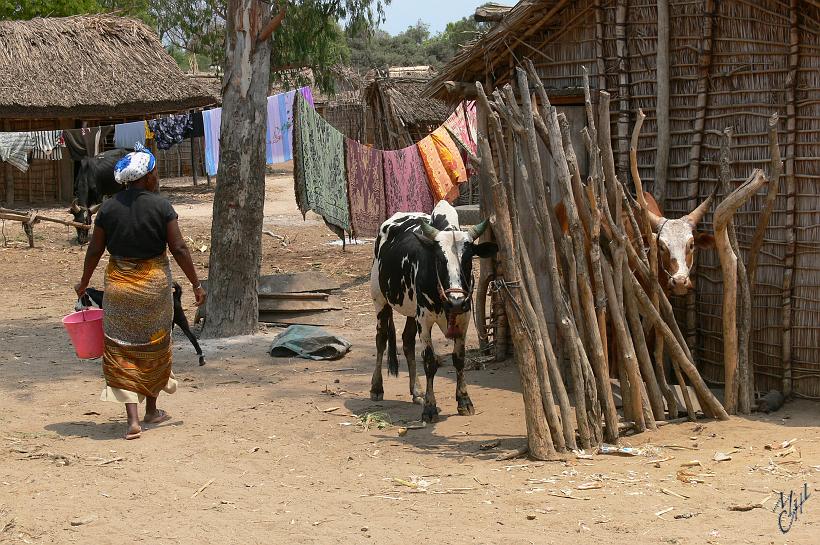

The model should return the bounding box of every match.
[418,127,467,202]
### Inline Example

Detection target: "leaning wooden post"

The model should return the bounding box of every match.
[476,82,555,461]
[718,129,753,414]
[714,169,767,414]
[654,0,671,209]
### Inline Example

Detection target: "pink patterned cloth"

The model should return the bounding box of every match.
[345,138,386,238]
[444,101,478,156]
[382,145,435,217]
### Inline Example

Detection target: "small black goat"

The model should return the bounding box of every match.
[76,282,205,365]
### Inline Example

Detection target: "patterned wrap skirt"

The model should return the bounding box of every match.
[100,255,175,402]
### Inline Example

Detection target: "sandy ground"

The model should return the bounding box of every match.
[0,170,818,544]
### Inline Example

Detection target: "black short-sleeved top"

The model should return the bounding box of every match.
[94,188,178,259]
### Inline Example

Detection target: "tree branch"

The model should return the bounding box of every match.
[259,2,287,43]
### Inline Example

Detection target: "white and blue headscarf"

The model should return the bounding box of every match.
[114,143,157,184]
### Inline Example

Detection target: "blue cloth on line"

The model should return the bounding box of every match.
[114,121,146,150]
[202,108,222,176]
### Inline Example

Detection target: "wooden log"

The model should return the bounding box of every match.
[747,114,782,292]
[685,0,717,353]
[718,129,753,414]
[654,0,671,208]
[477,82,555,461]
[714,169,767,414]
[597,91,619,217]
[622,257,667,421]
[544,104,619,443]
[602,257,646,431]
[614,0,631,186]
[627,268,729,421]
[781,0,799,397]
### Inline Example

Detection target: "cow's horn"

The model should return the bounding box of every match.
[686,188,717,226]
[70,198,81,213]
[88,203,102,215]
[468,219,489,240]
[420,220,440,240]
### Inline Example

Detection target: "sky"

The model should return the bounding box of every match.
[379,0,490,36]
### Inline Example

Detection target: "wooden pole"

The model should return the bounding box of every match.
[191,137,199,187]
[654,0,671,208]
[714,169,767,414]
[685,0,717,353]
[718,129,753,414]
[781,0,800,397]
[614,0,631,186]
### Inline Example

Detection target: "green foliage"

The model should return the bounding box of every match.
[346,14,487,71]
[152,1,387,94]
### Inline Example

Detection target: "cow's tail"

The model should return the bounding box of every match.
[388,355,399,378]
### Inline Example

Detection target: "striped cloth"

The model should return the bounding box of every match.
[266,87,313,165]
[31,130,64,160]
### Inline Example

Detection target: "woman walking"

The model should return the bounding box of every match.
[75,145,206,440]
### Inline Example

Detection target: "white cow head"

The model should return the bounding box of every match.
[643,194,716,296]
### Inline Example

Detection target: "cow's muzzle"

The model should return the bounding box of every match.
[669,276,693,296]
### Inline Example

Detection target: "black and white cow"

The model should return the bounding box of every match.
[370,201,498,422]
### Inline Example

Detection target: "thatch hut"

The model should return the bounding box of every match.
[0,15,218,205]
[364,70,451,149]
[427,0,820,399]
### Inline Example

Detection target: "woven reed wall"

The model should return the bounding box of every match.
[0,119,63,204]
[491,0,820,397]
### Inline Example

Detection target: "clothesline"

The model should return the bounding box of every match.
[293,92,479,241]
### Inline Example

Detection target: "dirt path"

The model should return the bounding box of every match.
[0,175,817,544]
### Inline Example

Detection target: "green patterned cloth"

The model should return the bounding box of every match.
[293,93,351,234]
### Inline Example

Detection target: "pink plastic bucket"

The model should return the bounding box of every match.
[62,308,105,359]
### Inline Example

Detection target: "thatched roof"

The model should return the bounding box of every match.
[366,76,450,126]
[0,15,218,119]
[425,0,563,99]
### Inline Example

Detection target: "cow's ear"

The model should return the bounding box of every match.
[694,231,715,249]
[473,242,499,258]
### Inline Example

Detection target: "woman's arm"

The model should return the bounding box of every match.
[167,219,206,306]
[75,226,106,297]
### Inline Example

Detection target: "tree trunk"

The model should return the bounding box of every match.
[203,0,273,338]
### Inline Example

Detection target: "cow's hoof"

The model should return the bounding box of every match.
[457,397,475,416]
[421,405,440,423]
[370,391,384,402]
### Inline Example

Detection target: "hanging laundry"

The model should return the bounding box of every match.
[382,145,435,217]
[345,139,386,238]
[114,121,147,150]
[145,121,155,142]
[148,114,193,151]
[202,108,222,176]
[0,132,35,172]
[444,101,478,157]
[191,111,205,138]
[293,93,350,234]
[31,130,64,160]
[64,126,113,160]
[267,87,314,165]
[418,127,467,202]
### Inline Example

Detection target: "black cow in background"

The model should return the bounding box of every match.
[70,148,129,243]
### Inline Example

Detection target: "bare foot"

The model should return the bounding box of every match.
[143,409,171,425]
